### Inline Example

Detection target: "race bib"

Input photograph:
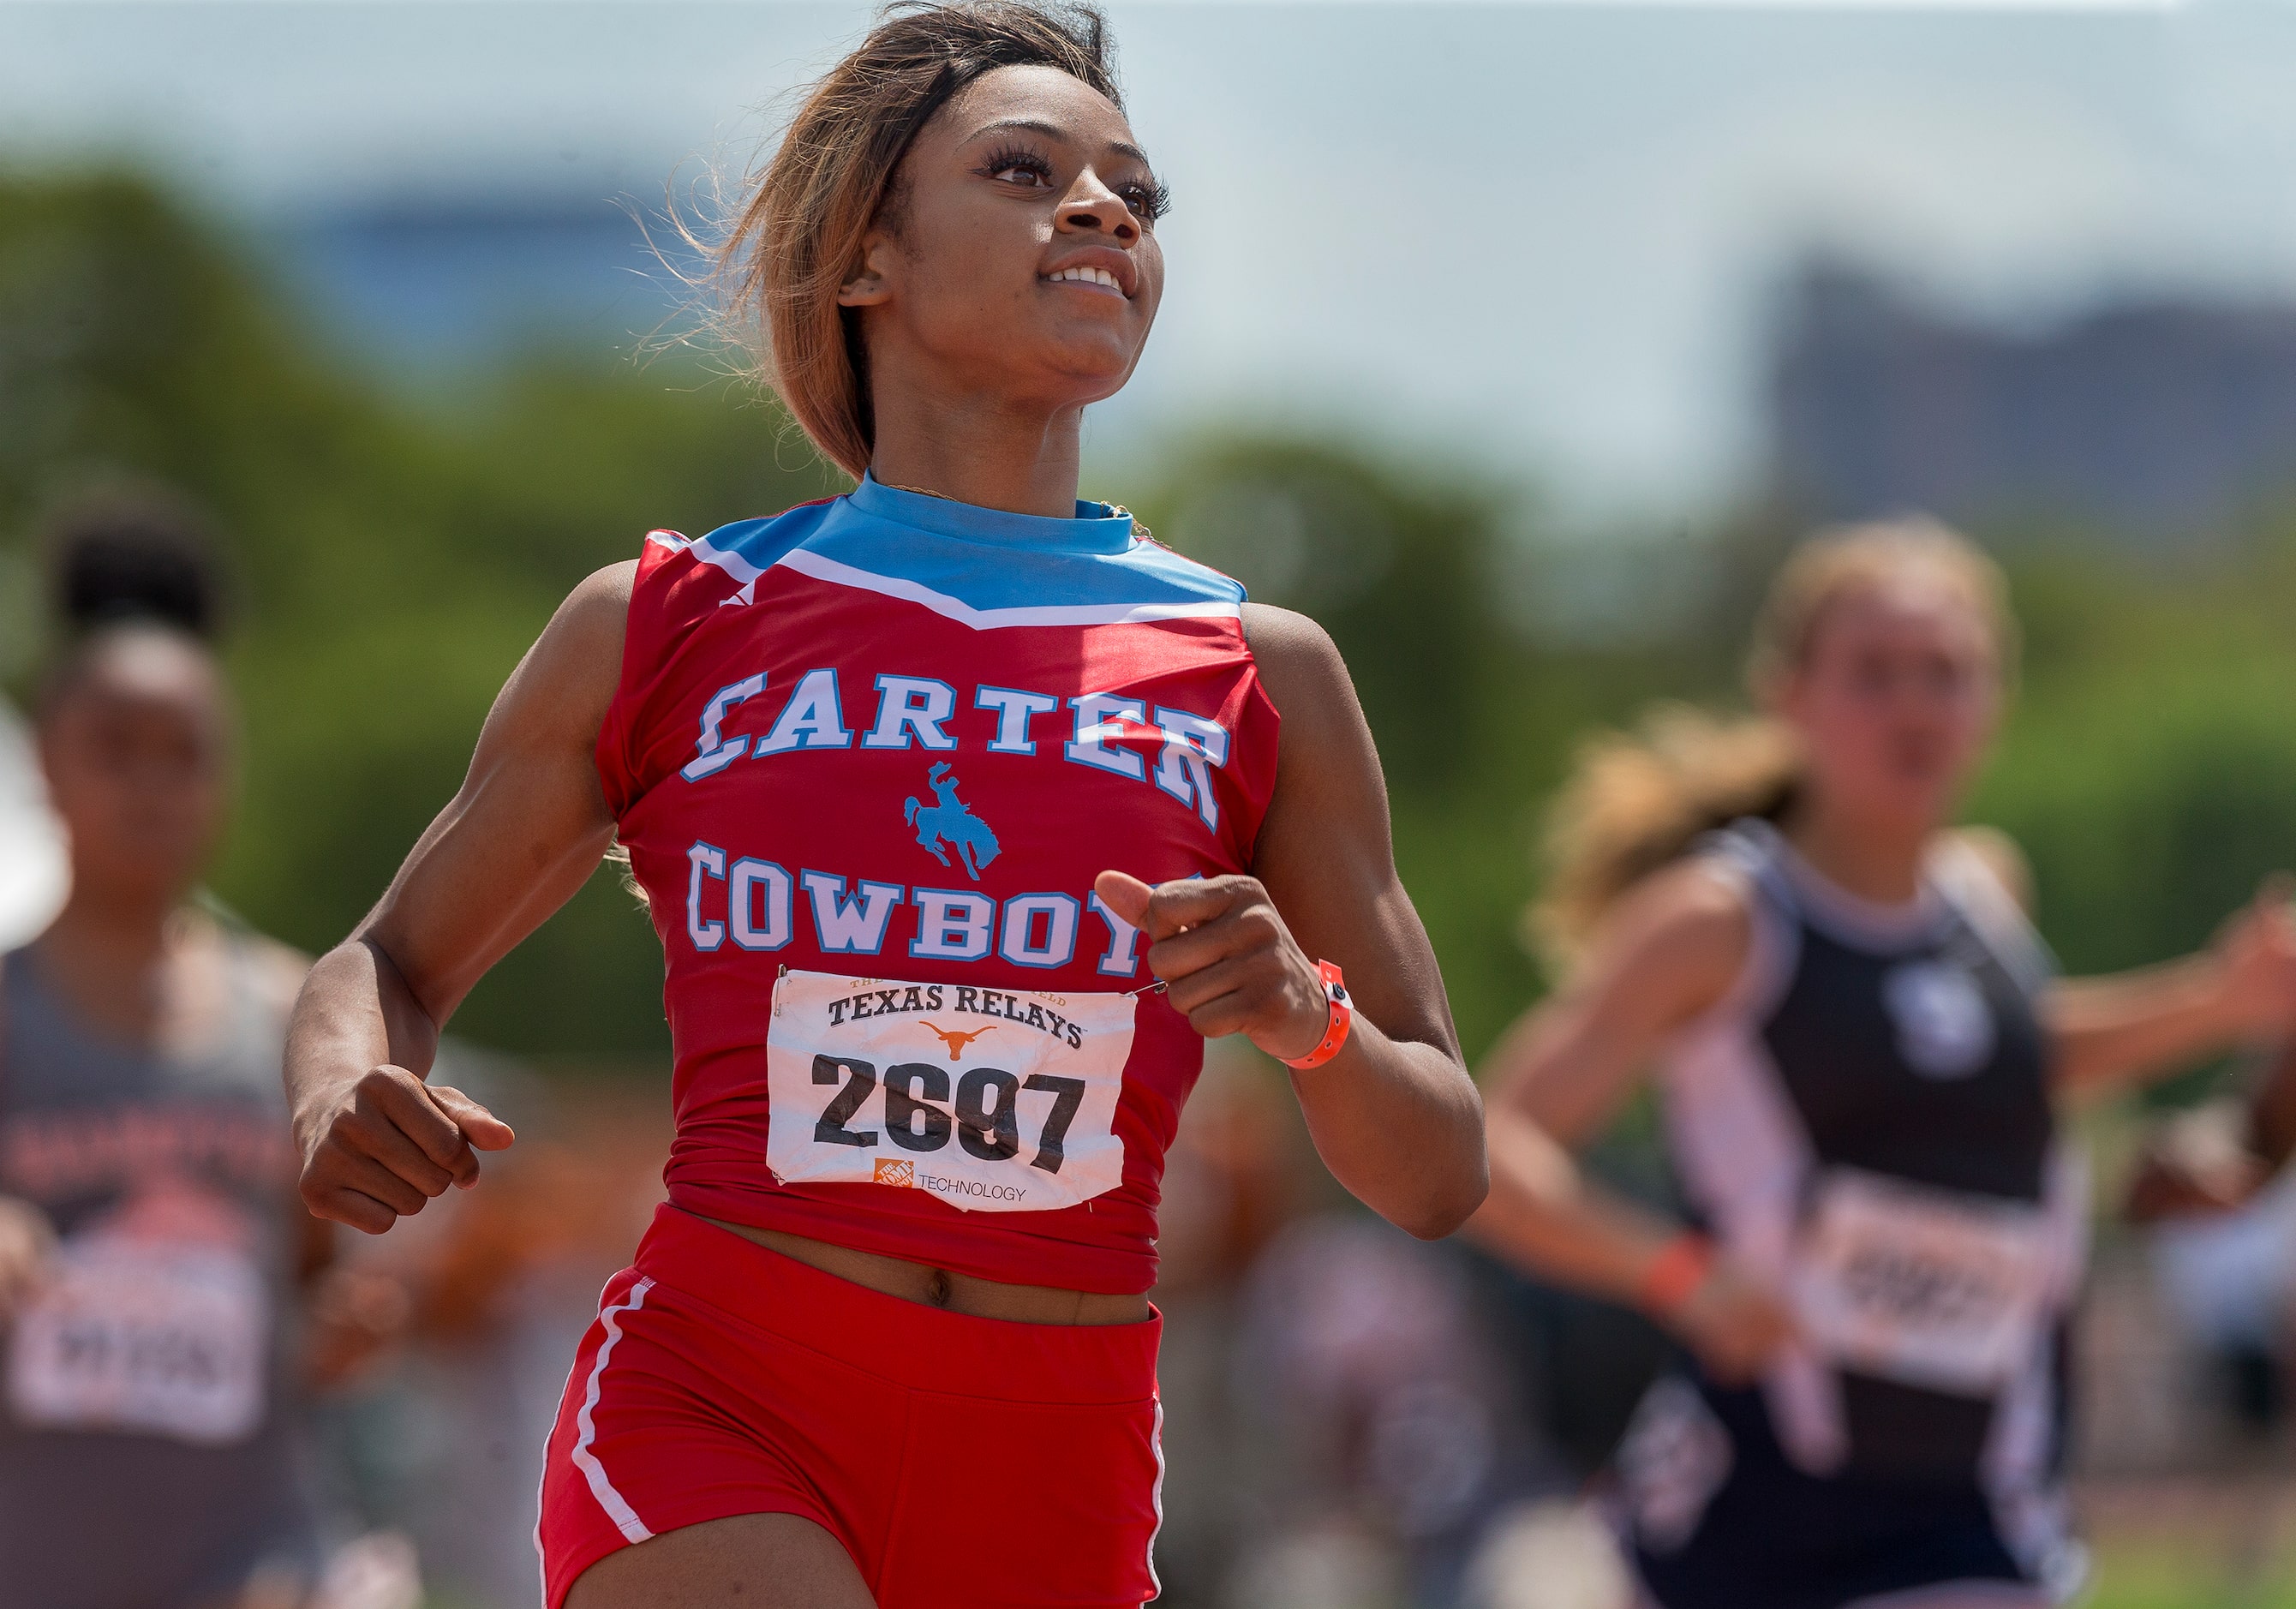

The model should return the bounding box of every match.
[1791,1168,2051,1396]
[9,1236,270,1445]
[766,968,1139,1213]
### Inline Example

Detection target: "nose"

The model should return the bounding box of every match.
[1055,165,1139,245]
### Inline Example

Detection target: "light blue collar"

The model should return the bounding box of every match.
[848,472,1135,556]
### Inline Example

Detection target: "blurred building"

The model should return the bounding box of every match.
[268,194,694,370]
[1770,261,2296,541]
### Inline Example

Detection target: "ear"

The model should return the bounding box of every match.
[835,230,898,309]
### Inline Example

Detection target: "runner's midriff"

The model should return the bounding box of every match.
[700,1217,1153,1325]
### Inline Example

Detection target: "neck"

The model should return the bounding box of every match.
[1783,798,1930,906]
[39,886,176,975]
[864,370,1087,519]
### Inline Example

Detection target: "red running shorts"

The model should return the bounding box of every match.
[537,1205,1165,1607]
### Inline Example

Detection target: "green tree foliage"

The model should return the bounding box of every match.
[1970,540,2296,975]
[11,170,2296,1077]
[0,172,840,1060]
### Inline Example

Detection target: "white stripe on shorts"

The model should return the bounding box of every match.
[571,1277,657,1544]
[1143,1394,1167,1604]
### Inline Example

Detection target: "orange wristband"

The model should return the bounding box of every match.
[1281,960,1354,1070]
[1638,1234,1712,1319]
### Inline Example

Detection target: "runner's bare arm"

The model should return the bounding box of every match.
[1465,862,1745,1295]
[2050,876,2296,1104]
[1463,864,1792,1380]
[1941,832,2296,1104]
[284,562,634,1233]
[1097,606,1483,1239]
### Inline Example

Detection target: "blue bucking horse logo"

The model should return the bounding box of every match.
[903,763,1001,881]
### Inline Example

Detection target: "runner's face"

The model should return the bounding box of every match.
[40,632,231,912]
[841,65,1164,407]
[1777,582,1999,840]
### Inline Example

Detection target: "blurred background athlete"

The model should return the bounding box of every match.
[280,5,1486,1606]
[0,496,376,1608]
[1467,518,2296,1609]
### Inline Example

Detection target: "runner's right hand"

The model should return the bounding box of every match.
[296,1067,515,1235]
[2206,874,2296,1038]
[1669,1259,1797,1385]
[0,1196,56,1319]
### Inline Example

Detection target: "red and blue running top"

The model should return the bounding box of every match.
[597,475,1280,1294]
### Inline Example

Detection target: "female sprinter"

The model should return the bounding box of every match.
[1467,518,2296,1609]
[281,6,1486,1606]
[0,501,328,1606]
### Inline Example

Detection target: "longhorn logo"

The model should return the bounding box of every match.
[920,1021,998,1062]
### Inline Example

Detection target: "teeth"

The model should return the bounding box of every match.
[1049,266,1122,290]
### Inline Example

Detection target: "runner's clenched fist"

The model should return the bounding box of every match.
[295,1065,513,1235]
[1093,870,1331,1064]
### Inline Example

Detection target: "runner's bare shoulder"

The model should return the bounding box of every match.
[1579,854,1757,1027]
[509,562,637,747]
[1947,825,2035,917]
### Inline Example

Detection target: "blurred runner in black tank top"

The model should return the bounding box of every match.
[1468,517,2296,1609]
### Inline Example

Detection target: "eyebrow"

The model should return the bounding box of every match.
[969,117,1149,165]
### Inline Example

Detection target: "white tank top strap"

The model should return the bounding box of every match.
[1700,817,1796,912]
[1927,834,2057,996]
[1679,818,1803,1034]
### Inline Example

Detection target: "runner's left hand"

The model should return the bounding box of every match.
[1093,870,1332,1063]
[1671,1256,1798,1385]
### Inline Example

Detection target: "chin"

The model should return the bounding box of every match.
[1844,789,1942,841]
[1054,349,1140,386]
[1898,801,1957,841]
[1031,322,1145,378]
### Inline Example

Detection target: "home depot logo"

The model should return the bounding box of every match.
[874,1158,916,1188]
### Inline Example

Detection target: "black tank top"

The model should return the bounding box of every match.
[1655,822,2084,1487]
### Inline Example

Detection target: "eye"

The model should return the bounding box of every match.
[1848,654,1893,697]
[1924,655,1974,699]
[1121,179,1171,224]
[979,146,1055,188]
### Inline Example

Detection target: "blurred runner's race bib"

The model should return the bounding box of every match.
[766,967,1137,1212]
[9,1235,269,1444]
[1792,1168,2050,1396]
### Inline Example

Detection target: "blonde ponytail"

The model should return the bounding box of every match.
[1529,708,1801,971]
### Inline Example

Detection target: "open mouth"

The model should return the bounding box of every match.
[1043,264,1127,297]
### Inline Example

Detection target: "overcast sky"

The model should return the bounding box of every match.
[9,1,2296,520]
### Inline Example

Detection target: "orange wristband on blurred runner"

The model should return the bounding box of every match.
[1282,960,1354,1070]
[1638,1233,1713,1319]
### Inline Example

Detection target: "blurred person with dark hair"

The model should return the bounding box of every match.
[0,494,384,1608]
[279,4,1484,1607]
[1467,518,2296,1609]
